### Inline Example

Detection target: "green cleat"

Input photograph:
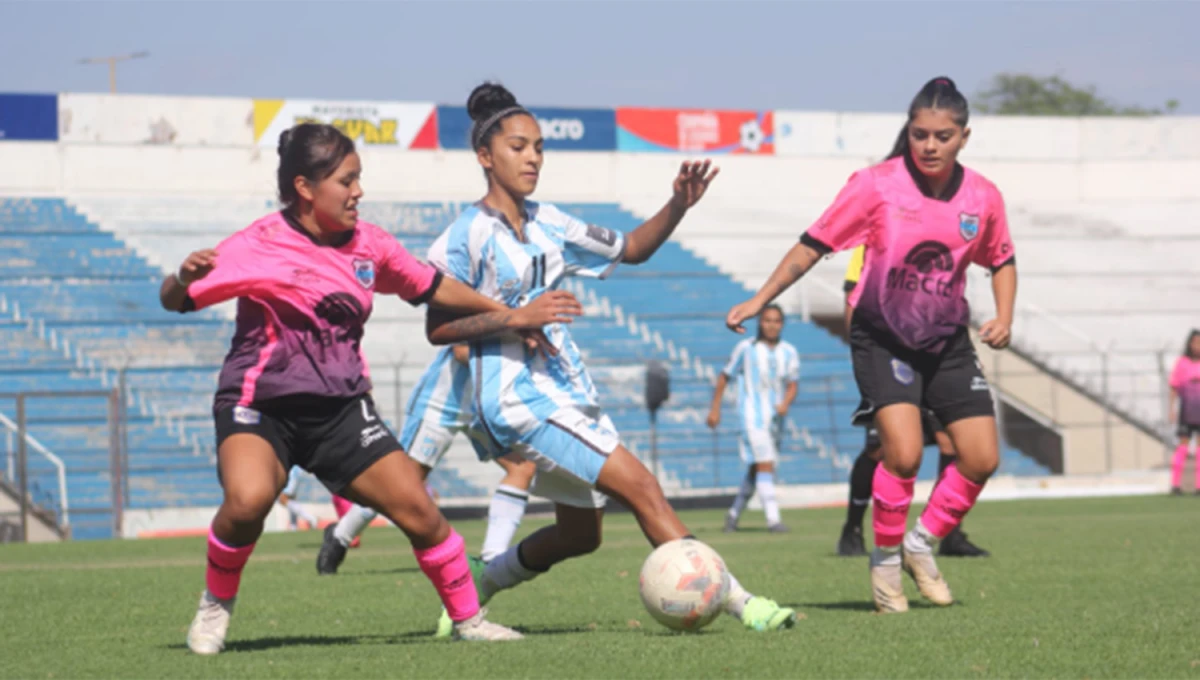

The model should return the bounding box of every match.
[435,555,491,639]
[740,596,797,632]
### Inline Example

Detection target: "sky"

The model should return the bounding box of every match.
[2,0,1198,114]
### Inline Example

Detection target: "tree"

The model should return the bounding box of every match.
[975,73,1178,116]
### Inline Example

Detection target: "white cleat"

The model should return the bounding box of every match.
[902,549,954,606]
[187,590,235,655]
[452,608,524,641]
[869,549,909,614]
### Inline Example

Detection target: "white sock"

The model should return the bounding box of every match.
[902,518,939,555]
[872,544,902,566]
[291,503,317,528]
[481,485,528,563]
[482,543,542,599]
[334,504,376,547]
[756,471,781,526]
[723,573,754,618]
[727,470,756,522]
[285,505,300,529]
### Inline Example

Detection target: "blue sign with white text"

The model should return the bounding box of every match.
[0,94,58,141]
[437,106,615,151]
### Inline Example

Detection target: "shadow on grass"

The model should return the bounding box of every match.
[167,624,602,653]
[792,600,948,612]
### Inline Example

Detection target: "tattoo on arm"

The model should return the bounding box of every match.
[430,310,514,343]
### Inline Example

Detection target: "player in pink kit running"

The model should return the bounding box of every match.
[726,78,1017,613]
[162,123,584,652]
[1168,330,1200,494]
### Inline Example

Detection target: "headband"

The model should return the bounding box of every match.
[471,106,529,148]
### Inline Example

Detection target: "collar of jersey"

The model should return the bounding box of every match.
[475,199,539,239]
[281,210,355,248]
[902,154,964,202]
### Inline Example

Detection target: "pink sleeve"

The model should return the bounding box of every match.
[1170,358,1188,389]
[801,170,877,253]
[186,231,265,311]
[375,232,440,304]
[974,187,1015,270]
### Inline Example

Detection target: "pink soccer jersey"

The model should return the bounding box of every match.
[183,212,440,410]
[802,156,1015,352]
[1170,357,1200,425]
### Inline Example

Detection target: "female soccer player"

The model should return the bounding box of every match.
[705,304,799,533]
[1168,329,1200,494]
[837,245,989,558]
[726,77,1016,613]
[425,82,796,635]
[316,343,538,574]
[163,122,584,652]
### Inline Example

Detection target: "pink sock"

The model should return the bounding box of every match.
[872,466,915,548]
[206,528,255,600]
[1172,445,1187,489]
[332,495,353,519]
[919,465,984,539]
[414,529,479,623]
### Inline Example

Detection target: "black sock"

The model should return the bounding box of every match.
[845,449,880,530]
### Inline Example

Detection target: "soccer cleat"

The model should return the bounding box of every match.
[902,549,953,606]
[1170,487,1182,496]
[722,517,738,533]
[316,525,347,575]
[938,529,990,558]
[739,597,797,632]
[435,555,491,639]
[451,608,523,641]
[767,523,791,534]
[186,590,235,655]
[837,524,866,557]
[869,549,908,613]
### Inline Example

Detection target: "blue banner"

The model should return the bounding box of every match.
[0,94,58,141]
[437,106,615,151]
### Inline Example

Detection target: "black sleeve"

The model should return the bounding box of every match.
[843,280,857,294]
[990,256,1016,274]
[409,270,444,307]
[177,295,196,314]
[800,232,833,256]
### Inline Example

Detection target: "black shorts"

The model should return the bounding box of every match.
[214,393,400,494]
[850,321,994,433]
[1178,423,1200,439]
[864,409,943,451]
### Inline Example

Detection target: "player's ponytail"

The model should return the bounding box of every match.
[276,123,356,210]
[886,76,971,160]
[467,81,531,150]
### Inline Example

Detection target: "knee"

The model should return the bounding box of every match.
[222,485,277,526]
[509,460,537,487]
[957,452,998,483]
[379,496,444,542]
[886,447,924,479]
[557,525,602,557]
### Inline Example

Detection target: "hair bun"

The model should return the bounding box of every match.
[466,82,519,122]
[277,128,294,158]
[928,76,958,92]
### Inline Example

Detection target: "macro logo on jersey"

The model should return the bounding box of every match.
[886,241,955,298]
[313,293,366,348]
[352,258,375,289]
[959,213,980,242]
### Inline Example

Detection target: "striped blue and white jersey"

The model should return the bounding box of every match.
[404,346,473,426]
[721,339,801,429]
[426,201,625,447]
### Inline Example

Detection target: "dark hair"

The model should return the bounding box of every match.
[756,304,785,341]
[467,82,531,150]
[1185,329,1200,359]
[276,123,356,209]
[886,77,970,160]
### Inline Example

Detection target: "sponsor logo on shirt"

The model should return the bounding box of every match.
[959,213,980,242]
[352,258,375,289]
[313,293,366,348]
[886,241,956,297]
[233,406,261,425]
[891,359,915,386]
[585,224,617,247]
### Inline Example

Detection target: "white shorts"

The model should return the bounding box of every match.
[510,408,617,509]
[738,419,781,465]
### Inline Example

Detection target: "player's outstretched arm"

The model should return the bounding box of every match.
[623,161,719,265]
[425,289,583,346]
[159,249,216,312]
[725,242,822,334]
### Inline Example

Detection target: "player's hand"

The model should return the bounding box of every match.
[725,297,764,334]
[511,291,584,329]
[979,318,1011,349]
[775,403,788,418]
[520,329,558,359]
[705,408,720,430]
[671,160,720,211]
[177,249,217,285]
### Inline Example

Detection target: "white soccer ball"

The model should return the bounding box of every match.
[639,538,731,631]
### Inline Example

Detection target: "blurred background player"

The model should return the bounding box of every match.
[706,304,798,533]
[427,82,796,636]
[1168,329,1200,494]
[164,122,584,651]
[837,245,990,558]
[276,467,317,531]
[317,343,538,574]
[726,77,1016,614]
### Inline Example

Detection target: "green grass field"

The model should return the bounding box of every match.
[2,496,1197,678]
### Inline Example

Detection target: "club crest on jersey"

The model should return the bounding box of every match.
[352,259,375,289]
[959,213,980,242]
[891,359,915,386]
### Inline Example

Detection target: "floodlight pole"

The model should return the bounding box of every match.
[77,51,149,93]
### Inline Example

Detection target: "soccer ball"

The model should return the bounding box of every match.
[639,538,731,631]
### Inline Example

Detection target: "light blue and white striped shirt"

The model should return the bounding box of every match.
[722,339,801,429]
[426,201,625,447]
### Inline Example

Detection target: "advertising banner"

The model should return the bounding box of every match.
[59,94,253,146]
[616,108,773,154]
[0,93,58,141]
[254,99,438,149]
[436,106,616,151]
